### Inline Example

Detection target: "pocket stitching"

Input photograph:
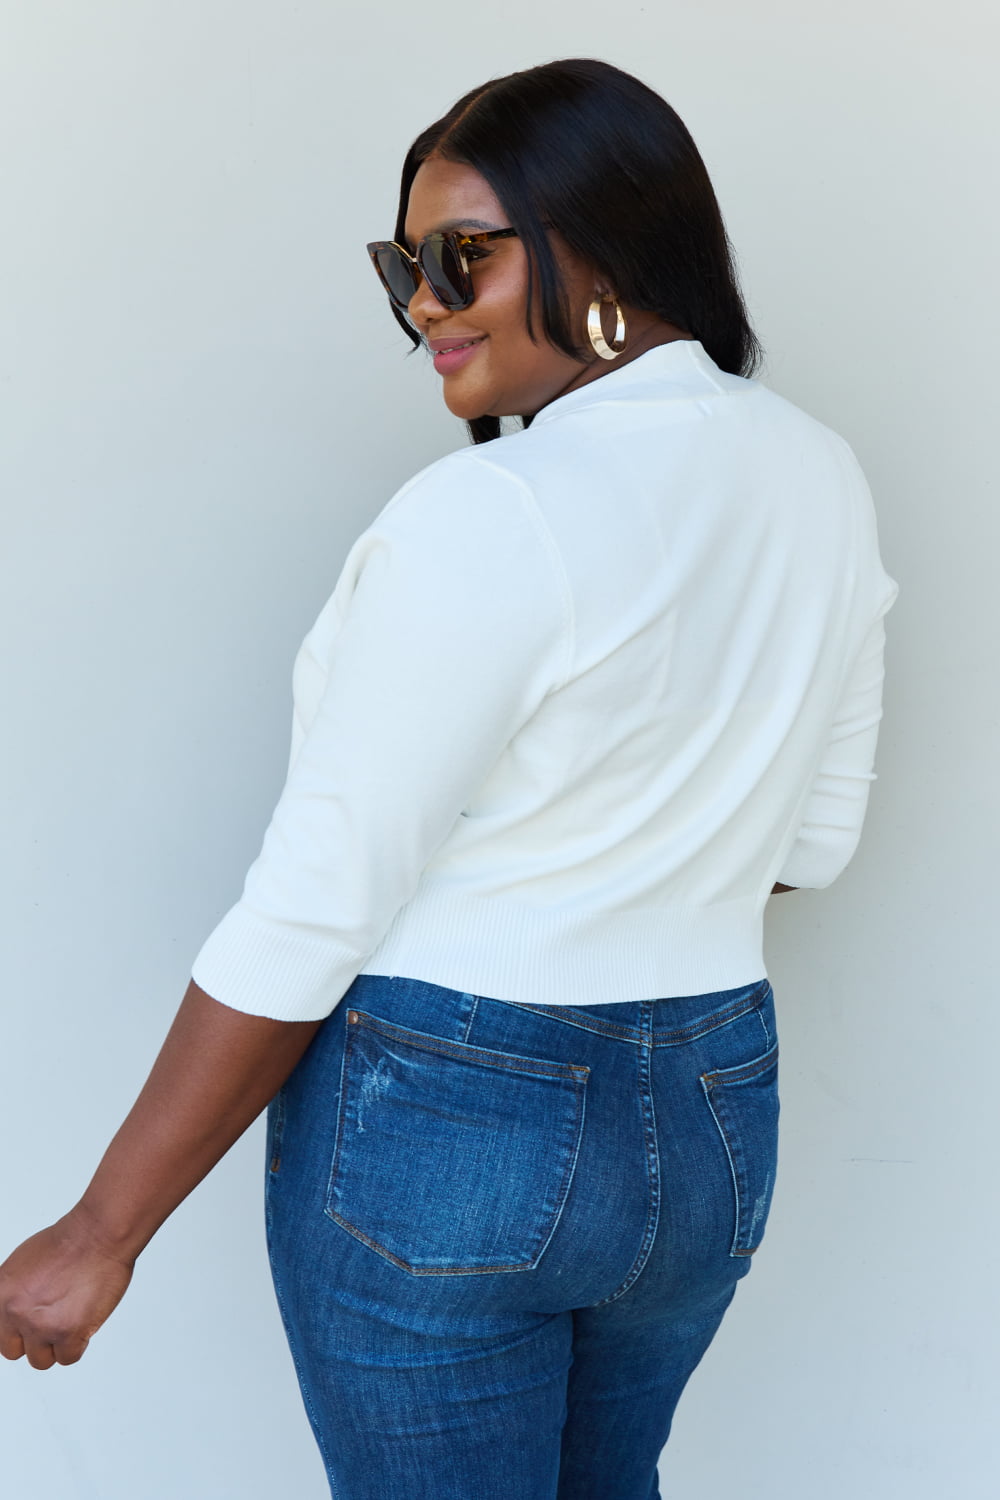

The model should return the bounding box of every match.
[700,1042,779,1258]
[701,1040,779,1088]
[325,1018,589,1275]
[348,1008,590,1079]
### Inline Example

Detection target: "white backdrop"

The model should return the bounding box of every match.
[1,3,995,1496]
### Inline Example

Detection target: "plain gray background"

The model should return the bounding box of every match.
[1,2,996,1495]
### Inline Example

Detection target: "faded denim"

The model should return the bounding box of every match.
[265,973,779,1499]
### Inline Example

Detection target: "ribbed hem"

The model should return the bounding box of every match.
[192,887,768,1021]
[358,886,765,1004]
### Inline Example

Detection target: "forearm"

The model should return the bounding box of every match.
[74,980,322,1260]
[0,981,323,1368]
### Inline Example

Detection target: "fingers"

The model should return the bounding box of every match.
[0,1329,26,1362]
[52,1333,91,1367]
[1,1325,90,1369]
[1,1320,64,1370]
[3,1326,59,1370]
[0,1286,96,1369]
[0,1217,134,1374]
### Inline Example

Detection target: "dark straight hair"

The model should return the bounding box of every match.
[389,58,762,445]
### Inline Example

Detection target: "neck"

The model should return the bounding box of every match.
[539,316,694,410]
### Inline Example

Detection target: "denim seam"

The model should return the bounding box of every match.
[652,994,764,1047]
[699,1083,750,1259]
[267,1087,286,1176]
[265,1193,343,1495]
[349,1009,590,1078]
[756,1009,770,1048]
[487,990,765,1048]
[700,1041,779,1256]
[592,1001,661,1306]
[461,993,480,1044]
[325,1211,538,1275]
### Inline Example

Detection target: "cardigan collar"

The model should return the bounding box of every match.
[527,338,733,428]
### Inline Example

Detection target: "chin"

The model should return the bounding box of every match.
[442,387,487,421]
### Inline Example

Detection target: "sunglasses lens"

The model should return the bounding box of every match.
[421,236,470,309]
[373,246,419,310]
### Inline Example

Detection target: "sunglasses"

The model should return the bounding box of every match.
[366,228,519,313]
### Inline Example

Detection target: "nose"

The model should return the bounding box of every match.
[407,267,449,327]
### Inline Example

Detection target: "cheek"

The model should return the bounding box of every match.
[471,245,538,337]
[480,275,532,339]
[478,279,555,371]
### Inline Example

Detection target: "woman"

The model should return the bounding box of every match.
[0,59,896,1500]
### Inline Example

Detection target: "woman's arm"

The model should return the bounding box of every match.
[0,981,321,1370]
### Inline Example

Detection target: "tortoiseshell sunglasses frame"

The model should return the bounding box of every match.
[366,228,519,312]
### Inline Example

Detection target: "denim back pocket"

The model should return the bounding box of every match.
[325,1009,589,1275]
[700,1040,779,1257]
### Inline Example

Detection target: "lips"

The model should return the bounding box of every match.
[428,337,482,351]
[430,336,486,375]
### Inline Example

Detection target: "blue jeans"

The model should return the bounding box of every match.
[265,973,779,1499]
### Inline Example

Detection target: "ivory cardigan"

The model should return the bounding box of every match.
[192,339,897,1021]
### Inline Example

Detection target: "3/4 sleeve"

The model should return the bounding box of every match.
[776,588,896,891]
[191,455,573,1021]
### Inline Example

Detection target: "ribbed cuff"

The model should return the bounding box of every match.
[191,904,364,1021]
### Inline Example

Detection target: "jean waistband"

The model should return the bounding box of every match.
[485,978,771,1048]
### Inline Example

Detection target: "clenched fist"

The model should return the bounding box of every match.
[0,1210,134,1370]
[0,985,321,1376]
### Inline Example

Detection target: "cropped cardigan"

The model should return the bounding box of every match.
[192,339,897,1021]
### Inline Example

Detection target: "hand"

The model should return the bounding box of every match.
[1,982,320,1373]
[0,1208,134,1370]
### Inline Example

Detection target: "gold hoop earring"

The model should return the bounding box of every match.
[587,297,628,360]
